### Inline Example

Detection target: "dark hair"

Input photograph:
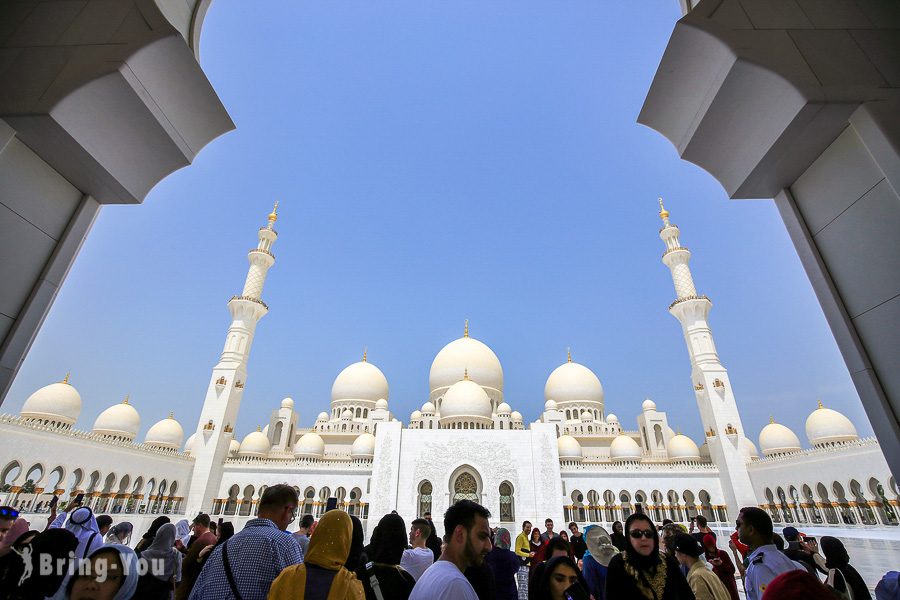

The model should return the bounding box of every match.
[547,536,571,556]
[537,556,587,600]
[443,500,490,541]
[373,513,408,565]
[568,521,577,529]
[522,520,532,529]
[95,515,113,530]
[739,506,773,538]
[672,532,703,557]
[300,514,315,529]
[258,484,299,512]
[345,515,365,570]
[772,533,785,552]
[216,522,235,546]
[662,519,673,526]
[612,520,623,531]
[530,528,541,542]
[423,512,431,517]
[545,518,553,524]
[411,518,431,540]
[695,515,707,527]
[193,513,211,527]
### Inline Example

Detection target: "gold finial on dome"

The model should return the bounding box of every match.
[464,319,469,338]
[257,425,262,432]
[658,197,670,226]
[363,347,367,363]
[268,200,279,223]
[567,347,572,363]
[817,398,824,409]
[61,372,70,384]
[168,411,174,419]
[123,394,130,405]
[769,415,775,424]
[464,368,469,381]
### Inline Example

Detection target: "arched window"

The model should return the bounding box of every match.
[273,421,284,444]
[453,472,479,503]
[654,424,664,447]
[418,480,433,516]
[499,481,514,521]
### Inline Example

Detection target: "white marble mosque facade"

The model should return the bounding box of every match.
[0,206,896,539]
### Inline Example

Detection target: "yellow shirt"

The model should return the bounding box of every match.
[514,532,531,560]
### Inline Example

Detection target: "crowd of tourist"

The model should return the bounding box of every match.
[0,488,897,600]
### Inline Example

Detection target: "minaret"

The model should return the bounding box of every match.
[658,198,757,520]
[184,203,280,514]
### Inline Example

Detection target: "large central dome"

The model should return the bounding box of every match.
[429,333,503,395]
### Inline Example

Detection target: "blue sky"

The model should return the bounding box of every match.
[6,1,872,447]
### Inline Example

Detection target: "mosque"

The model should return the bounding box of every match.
[0,202,895,539]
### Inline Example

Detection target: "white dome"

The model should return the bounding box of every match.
[557,435,583,461]
[511,411,523,422]
[742,437,759,460]
[239,429,271,457]
[497,402,512,414]
[144,414,184,449]
[331,360,389,404]
[759,419,802,456]
[610,434,642,462]
[440,379,493,420]
[667,434,701,461]
[262,424,270,436]
[316,412,329,421]
[92,399,140,440]
[375,398,388,410]
[341,409,353,420]
[580,411,593,422]
[293,432,325,458]
[421,401,436,414]
[544,399,558,411]
[430,335,503,394]
[699,442,710,460]
[229,439,240,455]
[281,397,294,409]
[544,361,604,407]
[805,402,858,446]
[642,398,657,412]
[411,410,422,420]
[606,413,618,423]
[20,379,82,425]
[351,433,376,458]
[184,433,196,454]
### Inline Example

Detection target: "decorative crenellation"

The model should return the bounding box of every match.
[668,294,710,310]
[749,437,880,466]
[560,462,718,473]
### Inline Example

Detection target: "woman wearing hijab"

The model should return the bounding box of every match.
[0,528,78,600]
[528,527,546,581]
[533,556,590,600]
[269,509,365,600]
[357,513,416,600]
[485,528,521,600]
[821,536,872,600]
[135,522,182,599]
[580,525,608,600]
[611,521,627,552]
[605,514,695,600]
[135,516,171,556]
[67,544,140,600]
[700,534,738,600]
[345,515,365,572]
[173,520,191,552]
[105,522,133,545]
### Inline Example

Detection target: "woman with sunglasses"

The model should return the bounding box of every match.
[605,514,695,600]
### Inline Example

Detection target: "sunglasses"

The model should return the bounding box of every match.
[0,507,18,519]
[629,529,655,539]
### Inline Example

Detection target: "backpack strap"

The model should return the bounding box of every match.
[83,532,99,559]
[365,561,386,600]
[221,541,244,600]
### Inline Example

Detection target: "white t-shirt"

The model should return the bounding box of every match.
[409,559,478,600]
[400,546,435,581]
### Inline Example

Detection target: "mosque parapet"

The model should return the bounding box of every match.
[749,437,880,466]
[224,455,374,470]
[560,461,718,473]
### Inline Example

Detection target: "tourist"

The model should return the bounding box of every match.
[579,525,607,600]
[672,533,730,600]
[401,518,435,581]
[293,514,315,557]
[174,519,191,552]
[605,513,694,600]
[345,515,365,572]
[736,506,802,600]
[95,515,113,539]
[701,534,739,600]
[820,536,872,600]
[532,556,589,600]
[189,484,304,600]
[175,521,219,600]
[65,507,105,560]
[105,521,133,545]
[527,527,546,582]
[690,516,715,544]
[0,506,16,544]
[558,531,574,559]
[529,537,571,600]
[68,544,140,600]
[0,527,77,599]
[269,509,365,600]
[610,521,627,552]
[514,521,534,600]
[188,514,211,550]
[358,513,416,600]
[135,522,182,599]
[567,522,587,560]
[485,527,520,600]
[760,569,835,599]
[876,571,899,600]
[135,516,171,556]
[409,500,492,600]
[540,519,558,543]
[423,511,443,562]
[0,514,29,559]
[780,527,819,576]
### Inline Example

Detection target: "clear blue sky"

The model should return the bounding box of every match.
[7,1,872,448]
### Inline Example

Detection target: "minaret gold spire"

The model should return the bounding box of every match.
[567,347,572,363]
[363,347,367,363]
[658,197,670,226]
[268,201,279,224]
[464,319,469,338]
[61,372,70,384]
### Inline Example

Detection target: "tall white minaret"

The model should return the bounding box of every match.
[658,198,757,520]
[184,203,280,514]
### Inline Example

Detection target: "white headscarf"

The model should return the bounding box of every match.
[139,522,182,582]
[174,519,191,546]
[65,507,103,559]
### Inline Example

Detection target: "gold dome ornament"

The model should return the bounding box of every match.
[268,200,279,223]
[658,197,670,226]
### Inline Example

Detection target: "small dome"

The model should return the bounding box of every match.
[341,409,353,420]
[544,399,558,411]
[375,398,388,410]
[229,439,240,455]
[557,435,583,461]
[262,424,270,436]
[805,402,858,446]
[742,437,759,460]
[351,433,376,458]
[316,412,329,421]
[239,429,271,457]
[411,410,422,420]
[184,433,196,454]
[281,397,294,409]
[759,419,802,456]
[421,401,436,414]
[293,432,325,458]
[641,399,657,412]
[606,413,619,423]
[430,335,504,394]
[331,360,389,404]
[699,442,710,460]
[511,411,523,422]
[440,379,492,420]
[580,411,593,422]
[144,414,184,449]
[20,379,82,425]
[667,434,700,461]
[92,398,140,440]
[497,402,512,415]
[610,435,642,462]
[544,361,604,407]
